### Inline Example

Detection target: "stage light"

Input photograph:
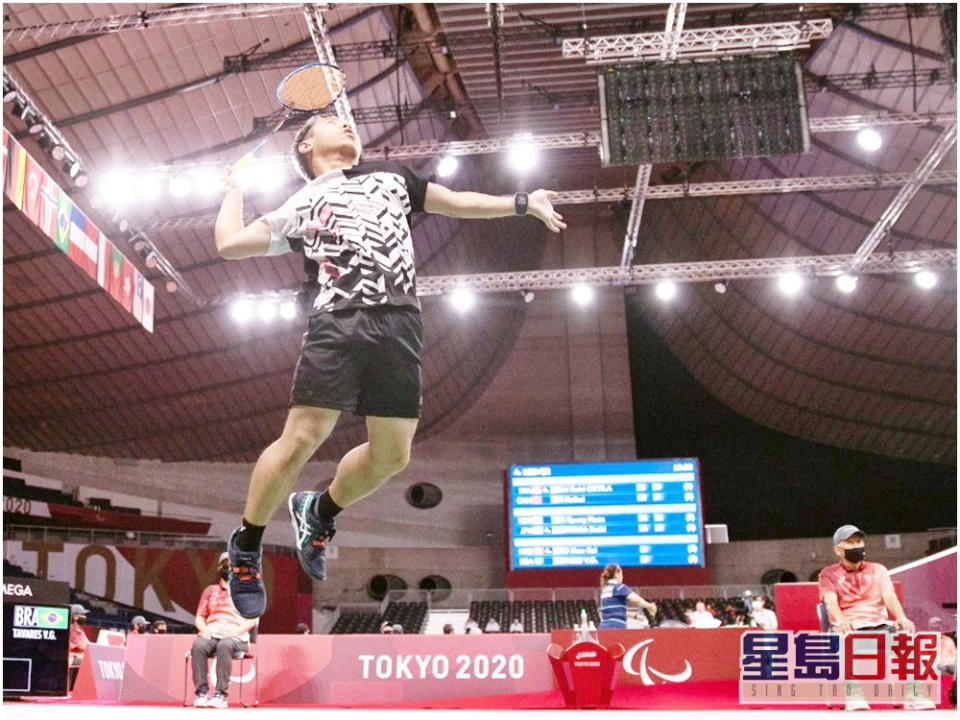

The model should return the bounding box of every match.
[51,144,66,162]
[137,173,162,200]
[257,299,277,322]
[571,284,594,306]
[100,171,133,207]
[836,274,857,294]
[25,112,44,134]
[2,88,18,104]
[914,270,937,289]
[449,110,457,119]
[655,280,677,301]
[73,171,89,188]
[231,299,254,323]
[449,287,475,313]
[196,168,221,197]
[259,161,287,193]
[713,281,727,294]
[65,158,82,178]
[856,128,882,152]
[777,271,804,296]
[508,136,538,174]
[165,279,179,293]
[520,290,535,304]
[436,155,458,178]
[280,301,297,319]
[145,252,159,269]
[169,175,192,198]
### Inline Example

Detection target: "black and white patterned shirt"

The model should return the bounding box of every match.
[260,161,428,313]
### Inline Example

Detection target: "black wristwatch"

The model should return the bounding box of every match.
[514,192,528,216]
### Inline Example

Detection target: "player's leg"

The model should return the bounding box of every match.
[227,406,340,618]
[289,415,418,580]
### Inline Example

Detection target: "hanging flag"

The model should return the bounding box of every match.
[97,232,113,289]
[142,279,155,333]
[120,257,135,312]
[68,206,98,279]
[2,128,8,190]
[38,170,60,239]
[4,136,27,209]
[133,270,144,322]
[21,153,44,226]
[108,244,125,306]
[54,189,72,253]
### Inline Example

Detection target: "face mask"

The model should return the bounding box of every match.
[75,617,85,625]
[752,602,763,610]
[218,566,230,580]
[843,547,866,563]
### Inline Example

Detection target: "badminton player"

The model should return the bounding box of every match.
[215,114,565,617]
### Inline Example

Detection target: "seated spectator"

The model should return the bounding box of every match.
[442,623,455,635]
[392,624,404,634]
[68,604,90,689]
[464,617,479,634]
[151,620,168,634]
[190,552,258,709]
[379,621,394,634]
[688,601,721,628]
[129,615,149,635]
[484,617,501,633]
[750,596,778,630]
[509,617,524,633]
[294,622,310,635]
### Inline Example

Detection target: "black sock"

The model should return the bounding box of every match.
[235,519,265,552]
[312,490,343,521]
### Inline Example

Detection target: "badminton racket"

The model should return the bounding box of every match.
[233,62,347,171]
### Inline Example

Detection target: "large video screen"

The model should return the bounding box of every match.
[507,459,704,570]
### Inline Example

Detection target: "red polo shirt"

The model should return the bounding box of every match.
[195,582,251,640]
[818,560,893,628]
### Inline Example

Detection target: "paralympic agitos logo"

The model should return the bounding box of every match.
[622,639,693,685]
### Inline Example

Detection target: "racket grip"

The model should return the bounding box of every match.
[233,152,254,172]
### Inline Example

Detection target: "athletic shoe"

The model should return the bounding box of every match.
[226,527,267,619]
[903,698,936,710]
[193,694,209,708]
[844,699,871,711]
[288,492,337,581]
[206,693,228,709]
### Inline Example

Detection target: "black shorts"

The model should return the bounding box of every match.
[290,305,423,418]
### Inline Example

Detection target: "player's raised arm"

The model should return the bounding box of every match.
[214,167,271,260]
[423,183,567,233]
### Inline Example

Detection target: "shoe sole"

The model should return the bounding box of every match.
[288,493,327,582]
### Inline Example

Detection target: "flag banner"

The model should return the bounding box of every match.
[21,153,44,226]
[3,129,155,332]
[97,232,112,289]
[5,135,28,209]
[69,206,98,279]
[120,257,135,312]
[54,188,72,253]
[38,169,60,239]
[133,271,144,322]
[142,279,155,333]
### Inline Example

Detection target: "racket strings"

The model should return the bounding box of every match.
[278,64,346,112]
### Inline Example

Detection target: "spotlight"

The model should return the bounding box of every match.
[655,280,677,301]
[856,128,882,152]
[571,284,594,306]
[280,301,297,319]
[713,281,727,294]
[99,171,133,207]
[12,99,28,119]
[257,299,277,321]
[259,161,287,193]
[777,271,804,296]
[231,299,254,323]
[74,172,88,188]
[449,110,457,119]
[118,217,130,233]
[914,270,937,289]
[51,144,66,162]
[137,173,162,200]
[449,287,476,313]
[145,252,159,269]
[195,168,221,197]
[89,194,104,209]
[436,155,458,178]
[169,175,192,198]
[66,158,82,178]
[165,279,179,293]
[520,289,535,304]
[2,88,18,104]
[25,113,43,134]
[836,274,857,294]
[507,136,538,174]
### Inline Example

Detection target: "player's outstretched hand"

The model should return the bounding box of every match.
[528,189,567,233]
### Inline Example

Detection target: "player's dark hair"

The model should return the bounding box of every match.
[600,563,621,586]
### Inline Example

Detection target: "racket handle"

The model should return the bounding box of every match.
[233,152,255,172]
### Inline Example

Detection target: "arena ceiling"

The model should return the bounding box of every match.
[2,3,956,464]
